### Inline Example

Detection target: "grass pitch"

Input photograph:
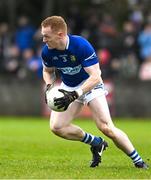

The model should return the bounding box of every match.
[0,117,151,179]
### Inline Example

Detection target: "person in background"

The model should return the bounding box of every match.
[15,16,36,57]
[138,23,151,80]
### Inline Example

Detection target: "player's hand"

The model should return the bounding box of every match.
[54,89,79,110]
[45,84,53,104]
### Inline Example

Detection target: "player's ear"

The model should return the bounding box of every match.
[58,31,64,38]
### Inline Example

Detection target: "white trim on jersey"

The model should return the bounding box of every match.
[84,52,96,61]
[42,62,47,67]
[42,62,51,68]
[65,35,70,50]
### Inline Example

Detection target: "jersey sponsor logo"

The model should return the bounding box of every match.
[57,64,82,75]
[84,52,97,61]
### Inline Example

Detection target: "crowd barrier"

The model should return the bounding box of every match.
[0,77,151,117]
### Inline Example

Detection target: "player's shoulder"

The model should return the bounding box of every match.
[41,45,54,61]
[41,44,50,54]
[69,34,93,51]
[41,44,54,57]
[69,34,90,45]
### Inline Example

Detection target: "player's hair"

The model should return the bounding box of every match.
[41,16,67,34]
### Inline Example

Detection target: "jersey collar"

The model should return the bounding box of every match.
[65,35,70,50]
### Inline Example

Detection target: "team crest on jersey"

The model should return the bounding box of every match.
[70,55,76,62]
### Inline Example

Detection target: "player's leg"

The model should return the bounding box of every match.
[50,101,84,140]
[89,96,134,153]
[89,95,148,169]
[50,100,104,145]
[50,100,108,168]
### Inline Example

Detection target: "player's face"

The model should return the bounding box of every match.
[41,26,61,49]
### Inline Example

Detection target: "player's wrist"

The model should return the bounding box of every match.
[75,88,83,97]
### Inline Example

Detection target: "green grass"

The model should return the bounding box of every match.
[0,117,151,179]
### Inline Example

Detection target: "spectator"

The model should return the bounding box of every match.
[138,23,151,80]
[129,6,144,30]
[3,45,20,75]
[139,58,151,80]
[111,21,139,78]
[0,22,13,71]
[97,48,112,79]
[119,21,138,56]
[22,48,43,79]
[15,16,36,53]
[138,23,151,61]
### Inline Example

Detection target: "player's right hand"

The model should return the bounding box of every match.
[45,84,53,104]
[54,89,79,110]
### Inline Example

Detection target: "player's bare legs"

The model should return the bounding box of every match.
[89,95,148,168]
[89,95,134,154]
[50,101,85,140]
[50,100,108,167]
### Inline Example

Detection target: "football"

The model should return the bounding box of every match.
[46,86,65,112]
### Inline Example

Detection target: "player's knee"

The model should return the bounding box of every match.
[50,124,63,136]
[100,125,116,139]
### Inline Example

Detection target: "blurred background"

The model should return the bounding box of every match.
[0,0,151,117]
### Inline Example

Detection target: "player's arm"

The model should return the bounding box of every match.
[43,65,56,86]
[43,65,56,103]
[80,63,102,94]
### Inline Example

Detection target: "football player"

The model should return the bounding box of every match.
[41,16,148,169]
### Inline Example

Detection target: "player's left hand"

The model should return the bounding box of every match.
[54,89,79,110]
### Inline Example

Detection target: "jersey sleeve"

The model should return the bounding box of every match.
[41,46,53,67]
[78,37,99,67]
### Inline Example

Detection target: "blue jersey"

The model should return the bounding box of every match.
[41,35,99,87]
